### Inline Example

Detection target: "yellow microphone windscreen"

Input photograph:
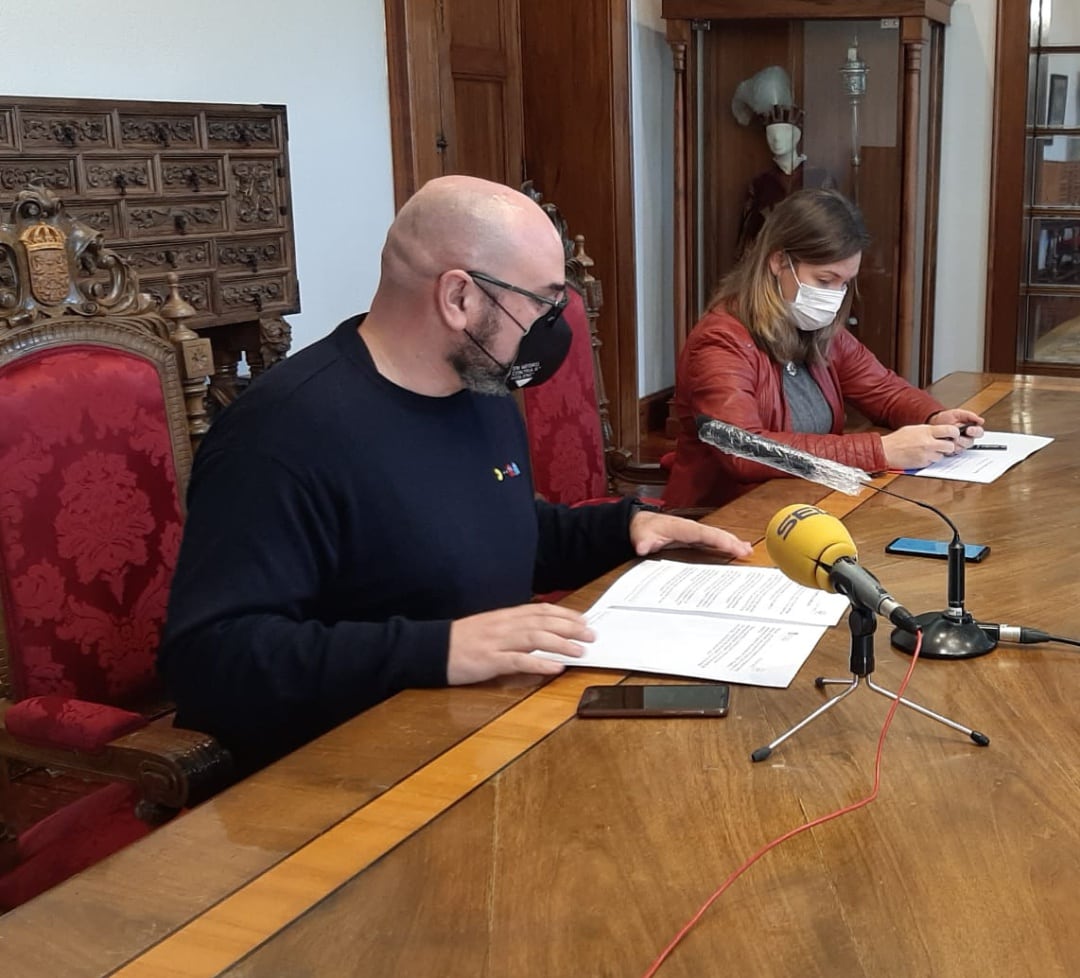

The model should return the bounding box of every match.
[765,504,858,592]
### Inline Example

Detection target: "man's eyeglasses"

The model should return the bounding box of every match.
[467,270,568,331]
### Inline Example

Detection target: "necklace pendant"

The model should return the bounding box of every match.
[786,361,798,377]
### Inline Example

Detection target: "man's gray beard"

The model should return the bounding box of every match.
[456,355,510,396]
[449,311,511,396]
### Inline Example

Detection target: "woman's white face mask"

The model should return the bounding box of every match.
[784,255,846,332]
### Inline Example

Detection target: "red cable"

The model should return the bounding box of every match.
[641,630,924,978]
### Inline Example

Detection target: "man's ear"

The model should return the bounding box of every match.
[435,269,472,332]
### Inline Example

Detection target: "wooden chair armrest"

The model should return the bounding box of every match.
[606,449,670,492]
[0,699,232,811]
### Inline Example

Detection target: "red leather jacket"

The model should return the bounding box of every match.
[663,308,944,508]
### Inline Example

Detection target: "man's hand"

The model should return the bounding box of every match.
[628,510,753,559]
[447,603,594,685]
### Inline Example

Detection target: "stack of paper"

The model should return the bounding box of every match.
[909,430,1053,482]
[534,559,849,688]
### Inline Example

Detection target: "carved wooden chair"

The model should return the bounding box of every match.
[520,182,668,505]
[0,186,231,906]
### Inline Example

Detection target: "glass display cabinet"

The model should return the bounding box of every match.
[1022,5,1080,367]
[662,1,953,386]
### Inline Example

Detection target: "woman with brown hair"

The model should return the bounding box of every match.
[664,189,984,508]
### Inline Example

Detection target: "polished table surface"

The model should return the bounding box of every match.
[3,372,1080,977]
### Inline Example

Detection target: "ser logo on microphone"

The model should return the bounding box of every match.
[774,505,826,541]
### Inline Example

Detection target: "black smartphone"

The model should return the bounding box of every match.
[885,536,990,562]
[576,683,730,718]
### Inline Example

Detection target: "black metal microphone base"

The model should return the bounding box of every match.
[890,610,997,659]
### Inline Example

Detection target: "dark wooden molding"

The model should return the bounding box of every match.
[662,0,952,23]
[897,16,932,382]
[609,1,639,458]
[667,18,693,361]
[984,0,1027,372]
[384,0,417,210]
[919,22,945,385]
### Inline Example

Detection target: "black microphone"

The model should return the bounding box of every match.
[831,560,921,635]
[765,504,920,634]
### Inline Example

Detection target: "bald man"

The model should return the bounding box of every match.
[160,176,751,772]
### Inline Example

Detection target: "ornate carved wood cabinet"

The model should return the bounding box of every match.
[662,1,952,386]
[0,96,299,407]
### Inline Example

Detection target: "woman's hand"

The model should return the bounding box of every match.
[928,408,985,441]
[881,423,967,470]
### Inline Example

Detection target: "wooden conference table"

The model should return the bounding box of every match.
[2,372,1080,978]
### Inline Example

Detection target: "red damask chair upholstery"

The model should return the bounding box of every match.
[0,186,231,906]
[522,281,611,504]
[520,183,668,506]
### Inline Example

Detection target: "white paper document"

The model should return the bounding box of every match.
[907,430,1053,483]
[534,560,849,688]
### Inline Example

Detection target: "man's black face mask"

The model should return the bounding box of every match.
[505,311,572,390]
[464,270,572,390]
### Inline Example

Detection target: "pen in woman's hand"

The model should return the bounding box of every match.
[967,444,1007,451]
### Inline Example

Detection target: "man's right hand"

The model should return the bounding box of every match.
[447,603,594,685]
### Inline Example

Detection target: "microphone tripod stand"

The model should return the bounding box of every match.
[890,535,996,659]
[751,604,990,763]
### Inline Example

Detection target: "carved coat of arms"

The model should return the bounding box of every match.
[20,222,71,305]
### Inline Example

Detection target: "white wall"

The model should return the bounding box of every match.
[933,0,996,378]
[0,0,395,354]
[629,0,674,396]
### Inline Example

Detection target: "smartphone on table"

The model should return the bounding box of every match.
[576,683,730,718]
[885,537,990,562]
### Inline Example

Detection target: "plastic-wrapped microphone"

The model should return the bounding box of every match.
[696,416,871,496]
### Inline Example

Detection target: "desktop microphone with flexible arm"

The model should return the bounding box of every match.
[876,486,997,659]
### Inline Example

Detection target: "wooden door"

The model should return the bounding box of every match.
[385,0,523,208]
[446,0,523,187]
[519,0,639,458]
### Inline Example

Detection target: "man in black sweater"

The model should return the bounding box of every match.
[159,175,752,771]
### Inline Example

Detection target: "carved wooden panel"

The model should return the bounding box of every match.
[82,156,156,195]
[140,273,216,316]
[0,158,76,193]
[0,96,299,390]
